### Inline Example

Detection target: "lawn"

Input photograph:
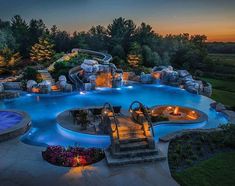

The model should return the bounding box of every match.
[201,77,235,107]
[208,53,235,67]
[173,152,235,186]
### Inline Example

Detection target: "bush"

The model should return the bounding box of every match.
[23,67,38,80]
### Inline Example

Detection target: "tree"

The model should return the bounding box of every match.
[135,22,159,50]
[111,44,125,59]
[11,15,30,57]
[70,31,89,49]
[87,25,107,51]
[29,19,46,46]
[0,28,16,51]
[107,17,136,54]
[162,52,170,65]
[142,45,161,67]
[30,36,55,63]
[0,47,21,68]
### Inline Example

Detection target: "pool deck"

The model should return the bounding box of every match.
[0,138,179,186]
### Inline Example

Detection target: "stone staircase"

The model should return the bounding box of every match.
[104,116,166,166]
[37,70,55,84]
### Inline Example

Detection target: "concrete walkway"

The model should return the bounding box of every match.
[0,138,178,186]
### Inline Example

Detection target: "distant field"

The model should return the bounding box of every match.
[208,53,235,67]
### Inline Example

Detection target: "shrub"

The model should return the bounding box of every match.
[23,67,38,81]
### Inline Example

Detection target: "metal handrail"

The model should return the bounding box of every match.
[102,102,120,140]
[129,100,155,137]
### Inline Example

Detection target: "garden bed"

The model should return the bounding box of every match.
[168,124,235,173]
[42,146,104,167]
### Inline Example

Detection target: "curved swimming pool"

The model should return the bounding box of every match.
[0,84,228,148]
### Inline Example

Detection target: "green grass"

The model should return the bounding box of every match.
[201,77,235,107]
[173,152,235,186]
[208,53,235,67]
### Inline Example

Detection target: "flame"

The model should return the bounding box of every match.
[173,107,179,115]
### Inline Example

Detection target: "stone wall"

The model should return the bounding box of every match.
[3,82,22,90]
[137,66,212,97]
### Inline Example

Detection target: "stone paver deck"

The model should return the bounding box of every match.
[0,138,178,186]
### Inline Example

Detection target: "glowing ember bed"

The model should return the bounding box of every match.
[0,84,228,148]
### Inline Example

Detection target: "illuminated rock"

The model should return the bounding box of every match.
[26,80,37,92]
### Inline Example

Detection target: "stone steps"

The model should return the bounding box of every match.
[119,130,144,136]
[120,141,149,151]
[119,136,147,143]
[105,149,166,166]
[111,148,159,158]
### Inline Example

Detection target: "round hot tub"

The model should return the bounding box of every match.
[0,110,31,142]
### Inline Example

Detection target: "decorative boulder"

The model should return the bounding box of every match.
[63,84,73,92]
[152,66,167,72]
[58,75,67,82]
[185,86,198,94]
[59,81,67,89]
[202,82,212,97]
[38,80,51,93]
[140,73,153,84]
[177,70,190,78]
[81,59,99,73]
[168,71,179,82]
[26,80,37,91]
[0,83,4,92]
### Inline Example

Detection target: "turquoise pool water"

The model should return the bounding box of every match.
[0,84,228,148]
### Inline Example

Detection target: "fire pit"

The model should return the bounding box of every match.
[150,105,207,123]
[163,106,186,120]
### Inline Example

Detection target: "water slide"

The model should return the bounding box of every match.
[68,49,113,91]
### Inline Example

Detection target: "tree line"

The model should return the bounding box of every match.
[1,15,209,73]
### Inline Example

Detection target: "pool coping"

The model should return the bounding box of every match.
[0,109,31,142]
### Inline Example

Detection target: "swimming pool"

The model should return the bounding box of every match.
[0,84,228,148]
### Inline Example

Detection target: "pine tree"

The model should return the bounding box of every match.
[30,36,54,63]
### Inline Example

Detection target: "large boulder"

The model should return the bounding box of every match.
[58,75,67,82]
[63,84,73,92]
[140,73,153,84]
[152,66,168,72]
[177,70,190,78]
[38,80,51,93]
[202,82,212,97]
[81,59,99,73]
[26,80,37,91]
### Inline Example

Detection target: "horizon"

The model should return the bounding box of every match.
[0,0,235,42]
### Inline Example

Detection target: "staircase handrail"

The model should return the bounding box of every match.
[102,102,120,140]
[129,100,155,137]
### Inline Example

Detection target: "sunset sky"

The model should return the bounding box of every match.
[0,0,235,42]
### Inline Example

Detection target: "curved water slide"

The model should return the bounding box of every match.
[68,49,113,91]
